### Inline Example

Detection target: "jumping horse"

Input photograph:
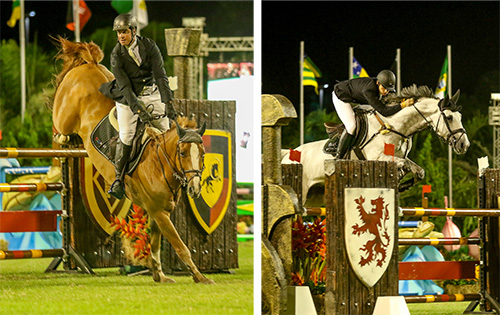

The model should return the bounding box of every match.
[51,37,213,284]
[282,85,470,207]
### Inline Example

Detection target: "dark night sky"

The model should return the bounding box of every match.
[1,0,253,51]
[262,1,500,112]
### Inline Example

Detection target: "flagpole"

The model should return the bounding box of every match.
[73,0,80,42]
[20,0,26,122]
[349,47,354,79]
[133,0,140,36]
[300,41,305,145]
[448,44,453,207]
[396,48,401,93]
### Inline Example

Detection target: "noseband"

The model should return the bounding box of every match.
[155,131,204,198]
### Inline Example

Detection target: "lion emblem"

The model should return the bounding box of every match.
[351,195,391,267]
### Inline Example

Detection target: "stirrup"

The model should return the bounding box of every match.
[108,180,125,199]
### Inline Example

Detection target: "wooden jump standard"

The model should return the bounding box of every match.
[0,147,93,274]
[324,160,500,314]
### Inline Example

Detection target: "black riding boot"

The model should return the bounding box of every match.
[108,141,132,199]
[334,130,355,159]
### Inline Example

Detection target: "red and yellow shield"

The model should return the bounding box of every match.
[188,129,232,234]
[80,158,131,235]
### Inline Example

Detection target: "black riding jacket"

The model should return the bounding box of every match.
[99,36,172,108]
[334,78,402,117]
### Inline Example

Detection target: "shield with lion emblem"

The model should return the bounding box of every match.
[80,158,131,235]
[187,129,232,234]
[344,188,395,287]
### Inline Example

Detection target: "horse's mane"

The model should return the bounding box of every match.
[383,84,437,103]
[53,36,104,90]
[146,117,199,143]
[176,116,198,129]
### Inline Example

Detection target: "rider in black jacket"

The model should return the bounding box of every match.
[99,13,177,199]
[331,70,414,159]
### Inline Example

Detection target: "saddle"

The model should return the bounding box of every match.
[323,106,371,159]
[90,107,155,175]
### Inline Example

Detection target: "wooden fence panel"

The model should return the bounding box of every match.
[325,160,399,315]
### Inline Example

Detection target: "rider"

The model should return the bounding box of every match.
[331,70,414,159]
[99,13,177,199]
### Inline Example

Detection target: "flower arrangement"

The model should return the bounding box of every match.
[291,215,327,294]
[110,204,151,263]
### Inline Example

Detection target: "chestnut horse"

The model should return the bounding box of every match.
[51,37,213,284]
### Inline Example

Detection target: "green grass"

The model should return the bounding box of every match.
[0,241,253,315]
[408,301,476,314]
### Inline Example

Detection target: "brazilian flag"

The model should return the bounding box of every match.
[435,56,448,99]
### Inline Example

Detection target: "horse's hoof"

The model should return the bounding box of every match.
[53,134,70,145]
[153,272,176,283]
[193,274,215,284]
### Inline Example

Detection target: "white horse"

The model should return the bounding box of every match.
[282,85,470,206]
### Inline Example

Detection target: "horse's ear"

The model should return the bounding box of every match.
[175,119,186,139]
[440,93,450,110]
[451,89,461,105]
[198,122,206,137]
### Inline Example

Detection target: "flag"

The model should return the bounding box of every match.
[289,148,301,163]
[66,0,92,32]
[422,185,432,194]
[384,143,395,156]
[303,55,322,94]
[134,0,148,30]
[111,0,133,14]
[352,56,369,78]
[435,56,448,99]
[7,0,21,28]
[112,0,148,30]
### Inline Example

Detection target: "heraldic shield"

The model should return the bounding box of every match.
[80,158,131,235]
[188,129,232,235]
[344,188,395,287]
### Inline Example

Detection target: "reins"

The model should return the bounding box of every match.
[359,101,466,156]
[154,129,205,200]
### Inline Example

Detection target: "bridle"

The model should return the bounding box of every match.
[155,132,204,199]
[412,102,467,151]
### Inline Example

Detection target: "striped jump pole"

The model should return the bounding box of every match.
[400,207,500,217]
[399,237,481,246]
[0,182,64,193]
[0,249,65,260]
[0,148,88,158]
[405,294,482,304]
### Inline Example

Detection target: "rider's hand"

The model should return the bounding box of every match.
[401,98,415,108]
[165,100,178,121]
[138,109,153,123]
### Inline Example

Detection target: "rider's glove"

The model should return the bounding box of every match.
[165,100,178,121]
[401,98,415,109]
[131,100,153,123]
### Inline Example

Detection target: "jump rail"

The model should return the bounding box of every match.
[0,147,93,274]
[0,182,64,193]
[0,148,88,158]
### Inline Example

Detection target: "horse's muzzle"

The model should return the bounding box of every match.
[187,175,202,199]
[451,132,470,155]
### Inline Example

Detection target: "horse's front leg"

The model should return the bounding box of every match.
[396,158,425,192]
[150,219,176,283]
[151,211,215,284]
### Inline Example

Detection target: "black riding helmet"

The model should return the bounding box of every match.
[376,70,396,93]
[113,13,138,31]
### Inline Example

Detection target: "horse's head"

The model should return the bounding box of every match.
[431,91,470,154]
[174,119,206,199]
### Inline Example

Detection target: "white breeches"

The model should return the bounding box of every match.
[332,91,356,135]
[116,89,170,145]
